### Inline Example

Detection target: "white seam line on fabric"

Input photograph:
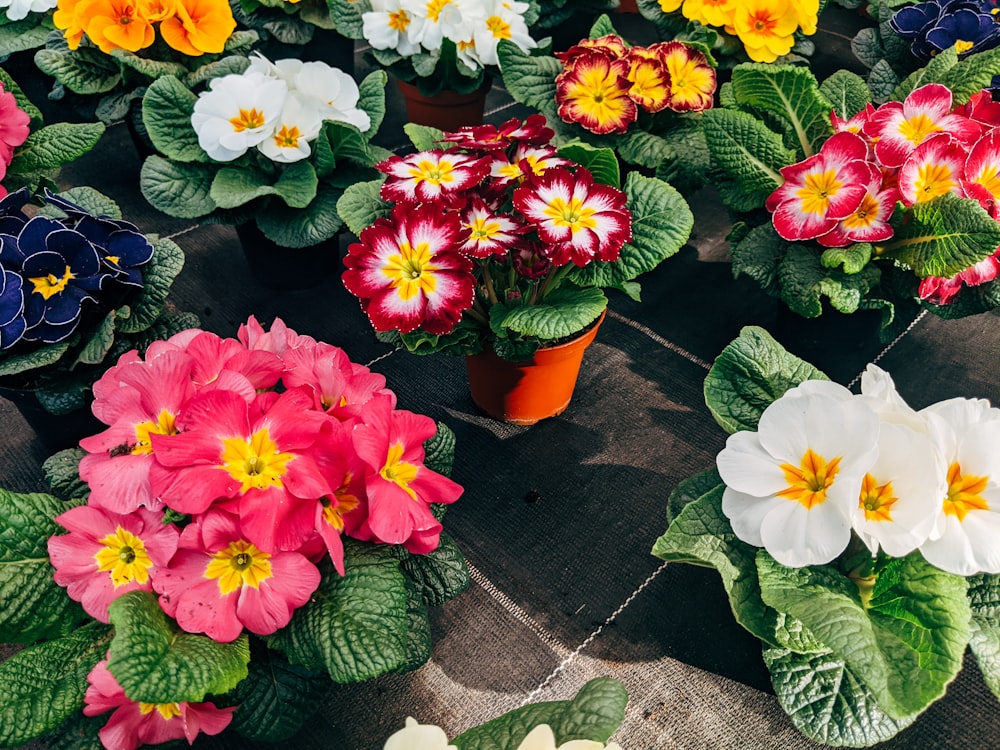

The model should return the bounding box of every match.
[519,561,669,707]
[847,310,928,390]
[466,561,572,658]
[606,310,713,370]
[365,349,400,368]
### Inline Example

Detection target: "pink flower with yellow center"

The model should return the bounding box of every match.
[766,131,872,241]
[817,168,899,248]
[349,400,463,554]
[513,167,632,267]
[149,388,334,553]
[458,197,528,258]
[48,505,179,623]
[964,128,1000,208]
[864,83,984,169]
[654,41,716,113]
[84,659,234,750]
[555,52,637,135]
[342,203,475,335]
[624,48,672,113]
[153,510,322,641]
[486,145,572,188]
[897,134,968,205]
[732,0,799,63]
[377,149,490,204]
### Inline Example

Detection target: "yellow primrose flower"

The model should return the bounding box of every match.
[732,0,799,63]
[159,0,236,56]
[682,0,738,29]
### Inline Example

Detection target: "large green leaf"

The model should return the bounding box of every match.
[33,45,121,95]
[778,245,881,317]
[0,20,52,57]
[106,591,251,704]
[452,677,627,749]
[765,647,916,747]
[265,543,411,683]
[937,46,1000,106]
[210,160,318,210]
[72,309,117,367]
[0,490,87,644]
[757,552,970,719]
[110,47,187,79]
[892,48,959,104]
[883,194,1000,278]
[729,64,835,158]
[254,183,344,247]
[493,286,608,340]
[497,39,562,120]
[968,574,1000,701]
[556,144,621,188]
[423,421,456,477]
[729,221,786,297]
[139,155,218,218]
[397,532,470,608]
[702,108,791,208]
[819,69,871,120]
[0,338,70,377]
[356,69,388,138]
[702,325,829,435]
[664,467,722,526]
[42,448,89,501]
[0,621,112,747]
[117,235,185,334]
[569,173,693,289]
[141,75,206,162]
[651,484,780,646]
[398,579,432,673]
[336,178,390,236]
[8,122,105,173]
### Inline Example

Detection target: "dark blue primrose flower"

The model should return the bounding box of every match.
[925,8,1000,57]
[0,268,26,350]
[890,0,997,59]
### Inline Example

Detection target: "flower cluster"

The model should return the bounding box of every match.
[0,188,153,350]
[890,0,1000,61]
[341,115,632,345]
[0,81,29,194]
[766,82,1000,304]
[362,0,537,71]
[717,364,1000,576]
[554,34,715,135]
[656,0,820,63]
[45,315,462,747]
[384,720,624,750]
[52,0,237,56]
[191,53,371,164]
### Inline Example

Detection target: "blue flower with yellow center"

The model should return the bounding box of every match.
[0,268,26,350]
[891,0,1000,60]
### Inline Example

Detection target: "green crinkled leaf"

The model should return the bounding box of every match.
[867,59,901,105]
[617,129,678,172]
[821,242,873,274]
[33,45,121,95]
[652,484,780,646]
[322,121,381,170]
[665,467,722,526]
[41,709,106,750]
[42,448,89,501]
[568,173,693,289]
[453,677,628,749]
[493,286,607,340]
[937,46,1000,106]
[106,591,251,704]
[703,108,790,209]
[0,489,86,644]
[211,160,318,210]
[265,543,410,683]
[883,194,1000,278]
[850,26,884,70]
[757,551,971,719]
[968,574,1000,701]
[497,40,562,121]
[778,244,881,316]
[139,155,218,218]
[0,21,52,56]
[819,69,871,120]
[729,64,834,157]
[118,235,185,334]
[141,76,206,163]
[404,122,446,152]
[893,48,959,103]
[34,372,92,415]
[0,621,112,747]
[336,178,390,236]
[49,186,121,218]
[398,579,432,672]
[730,221,786,297]
[357,69,388,138]
[703,325,829,434]
[254,183,344,247]
[556,144,620,188]
[423,421,456,477]
[398,533,470,608]
[181,54,251,89]
[8,122,105,174]
[72,309,117,367]
[225,646,332,743]
[110,48,187,79]
[0,339,70,377]
[764,647,916,747]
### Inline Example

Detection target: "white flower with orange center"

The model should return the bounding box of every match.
[362,0,419,56]
[256,93,322,163]
[717,384,880,567]
[918,397,1000,575]
[191,71,287,161]
[467,0,536,67]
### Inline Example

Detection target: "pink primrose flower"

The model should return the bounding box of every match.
[377,149,490,204]
[153,510,321,641]
[954,90,1000,129]
[486,145,573,189]
[919,249,1000,305]
[443,113,554,151]
[513,166,632,267]
[897,134,968,206]
[148,387,334,553]
[458,197,530,258]
[964,128,1000,211]
[349,400,463,554]
[237,314,317,358]
[766,131,872,241]
[181,328,284,393]
[817,166,899,247]
[48,505,179,623]
[0,83,30,164]
[864,83,983,169]
[84,659,234,750]
[341,203,475,335]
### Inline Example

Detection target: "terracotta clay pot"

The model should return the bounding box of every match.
[464,310,606,425]
[396,79,490,131]
[235,222,340,291]
[617,0,639,12]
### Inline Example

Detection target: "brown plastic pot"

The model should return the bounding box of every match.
[464,310,606,425]
[235,222,340,291]
[0,385,103,453]
[396,79,489,130]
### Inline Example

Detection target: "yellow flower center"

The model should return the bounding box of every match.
[204,540,273,595]
[543,196,597,233]
[943,461,989,520]
[913,162,956,202]
[955,39,974,55]
[486,15,511,39]
[230,108,266,133]
[842,192,881,229]
[131,409,178,456]
[409,159,455,189]
[796,169,842,215]
[898,113,940,146]
[777,448,842,508]
[273,125,302,148]
[468,216,501,241]
[95,527,153,588]
[320,476,361,531]
[972,164,1000,200]
[140,702,182,719]
[388,9,410,32]
[380,442,419,500]
[858,473,899,522]
[426,0,451,22]
[220,427,294,493]
[29,265,74,301]
[384,241,438,300]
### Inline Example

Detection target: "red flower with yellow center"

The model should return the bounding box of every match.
[555,52,637,135]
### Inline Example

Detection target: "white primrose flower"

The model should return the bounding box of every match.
[191,72,288,161]
[292,62,372,132]
[1,0,57,22]
[246,53,303,84]
[466,0,536,67]
[859,363,927,432]
[718,385,880,567]
[918,397,1000,575]
[406,0,469,52]
[363,0,421,56]
[256,93,323,164]
[515,724,622,750]
[382,717,456,750]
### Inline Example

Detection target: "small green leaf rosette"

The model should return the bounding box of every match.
[651,326,999,747]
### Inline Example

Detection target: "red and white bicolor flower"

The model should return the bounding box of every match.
[458,196,528,258]
[766,131,872,241]
[964,127,1000,211]
[342,203,475,335]
[897,134,968,205]
[817,165,899,247]
[377,149,490,204]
